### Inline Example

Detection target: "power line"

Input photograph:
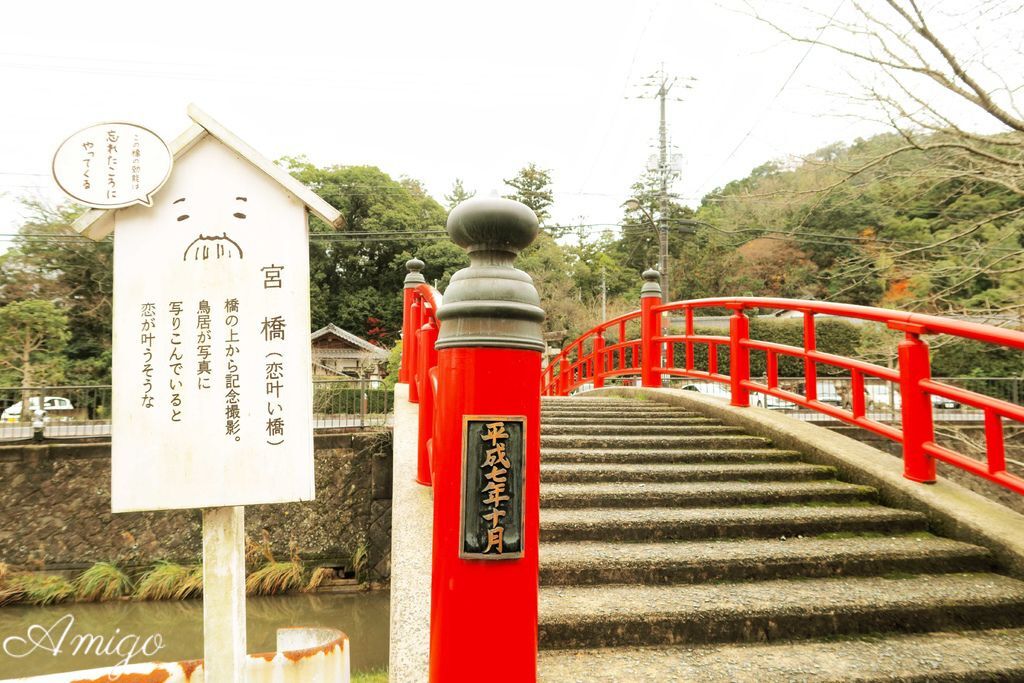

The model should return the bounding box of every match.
[692,0,847,197]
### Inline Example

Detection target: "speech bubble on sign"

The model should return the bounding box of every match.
[52,122,172,209]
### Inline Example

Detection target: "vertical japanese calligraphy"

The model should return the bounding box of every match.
[130,134,142,192]
[224,299,241,441]
[105,128,119,201]
[81,141,94,191]
[168,302,183,422]
[140,303,156,408]
[53,122,172,210]
[261,265,287,446]
[460,416,526,559]
[196,300,212,389]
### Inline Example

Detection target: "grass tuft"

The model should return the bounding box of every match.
[8,574,75,605]
[246,560,304,596]
[352,670,388,683]
[135,562,202,601]
[74,562,133,602]
[351,543,370,583]
[303,566,335,593]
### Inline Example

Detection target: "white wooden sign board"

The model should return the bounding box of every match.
[109,134,315,512]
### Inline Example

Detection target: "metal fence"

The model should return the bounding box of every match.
[0,379,392,442]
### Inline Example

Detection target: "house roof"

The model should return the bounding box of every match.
[73,104,344,241]
[311,323,389,358]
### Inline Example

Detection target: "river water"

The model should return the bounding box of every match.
[0,591,389,678]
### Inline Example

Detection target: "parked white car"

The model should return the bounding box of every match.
[1,396,75,422]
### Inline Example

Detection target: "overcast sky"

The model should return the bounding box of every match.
[0,1,1016,244]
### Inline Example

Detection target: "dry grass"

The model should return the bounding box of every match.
[303,566,335,593]
[73,562,133,602]
[246,530,277,568]
[246,560,304,596]
[351,543,370,583]
[7,574,75,605]
[0,586,20,606]
[134,562,202,601]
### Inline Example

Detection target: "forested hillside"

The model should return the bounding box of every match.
[0,130,1020,386]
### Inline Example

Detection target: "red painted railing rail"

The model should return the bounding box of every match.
[402,258,443,485]
[543,270,1024,495]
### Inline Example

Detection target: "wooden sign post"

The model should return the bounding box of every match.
[58,106,343,681]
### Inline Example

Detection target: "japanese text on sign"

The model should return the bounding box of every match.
[460,416,526,559]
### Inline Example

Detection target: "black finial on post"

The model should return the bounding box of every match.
[436,197,545,351]
[641,268,662,299]
[405,258,426,288]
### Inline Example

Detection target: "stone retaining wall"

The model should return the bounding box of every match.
[0,432,393,581]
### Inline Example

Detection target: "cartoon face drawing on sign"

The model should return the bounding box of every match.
[178,196,248,261]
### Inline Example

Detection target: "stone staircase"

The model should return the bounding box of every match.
[536,396,1024,681]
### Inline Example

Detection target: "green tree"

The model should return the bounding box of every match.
[281,158,465,342]
[0,300,69,387]
[503,163,554,224]
[444,178,476,209]
[0,200,112,383]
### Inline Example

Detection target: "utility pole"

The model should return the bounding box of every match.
[600,265,607,321]
[632,64,695,303]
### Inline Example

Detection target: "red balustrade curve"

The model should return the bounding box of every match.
[543,297,1024,495]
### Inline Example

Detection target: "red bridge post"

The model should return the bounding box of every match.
[400,258,425,384]
[429,197,544,682]
[407,298,422,404]
[729,306,751,407]
[593,333,606,389]
[898,329,937,483]
[640,268,663,388]
[415,313,438,486]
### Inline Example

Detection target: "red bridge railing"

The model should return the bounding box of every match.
[400,258,442,486]
[543,270,1024,496]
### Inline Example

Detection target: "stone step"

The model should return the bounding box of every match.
[538,572,1024,650]
[541,409,689,419]
[541,447,803,464]
[541,434,772,450]
[540,504,927,542]
[541,424,743,436]
[540,536,992,586]
[541,480,877,509]
[537,628,1024,682]
[540,462,836,483]
[542,398,654,406]
[542,402,683,411]
[542,415,714,426]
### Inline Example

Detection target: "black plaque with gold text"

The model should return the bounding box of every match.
[459,415,526,559]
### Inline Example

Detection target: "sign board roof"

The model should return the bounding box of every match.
[73,104,343,241]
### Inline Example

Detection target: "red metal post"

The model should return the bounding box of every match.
[400,258,425,384]
[407,298,422,403]
[803,312,818,402]
[415,316,438,486]
[593,334,606,389]
[429,197,544,682]
[897,330,936,483]
[729,307,751,407]
[558,356,570,396]
[640,268,662,388]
